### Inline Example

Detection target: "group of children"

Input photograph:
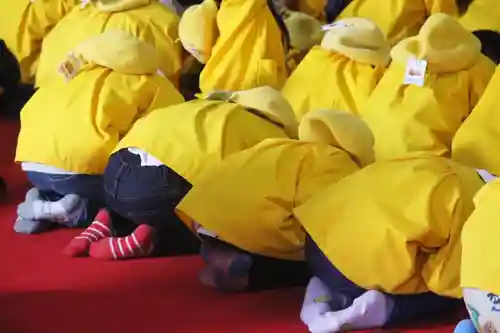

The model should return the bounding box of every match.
[2,0,500,332]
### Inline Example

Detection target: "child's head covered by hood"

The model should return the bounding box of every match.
[298,109,375,166]
[321,17,391,67]
[178,0,219,65]
[283,10,324,68]
[281,17,390,120]
[57,29,160,80]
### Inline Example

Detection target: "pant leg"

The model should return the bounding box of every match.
[386,293,462,327]
[305,235,461,325]
[103,149,200,256]
[305,235,366,310]
[247,254,310,291]
[25,171,105,224]
[200,236,309,291]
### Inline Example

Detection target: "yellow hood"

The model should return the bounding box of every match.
[178,0,219,64]
[83,0,155,12]
[298,109,375,166]
[205,86,298,138]
[391,13,481,74]
[58,30,159,81]
[321,17,390,67]
[284,11,324,51]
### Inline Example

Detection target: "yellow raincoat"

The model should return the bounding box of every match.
[452,66,500,175]
[0,0,78,83]
[177,109,374,260]
[15,31,184,174]
[282,17,389,120]
[361,13,495,162]
[461,177,500,295]
[115,86,297,184]
[35,0,181,88]
[199,0,288,92]
[458,0,500,32]
[337,0,458,45]
[295,154,485,297]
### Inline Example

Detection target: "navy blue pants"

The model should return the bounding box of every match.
[103,149,200,256]
[26,171,104,226]
[200,235,310,291]
[305,236,462,326]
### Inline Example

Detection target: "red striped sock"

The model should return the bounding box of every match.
[89,224,155,260]
[63,209,112,257]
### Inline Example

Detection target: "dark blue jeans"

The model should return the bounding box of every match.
[305,236,462,326]
[103,149,200,256]
[25,171,105,226]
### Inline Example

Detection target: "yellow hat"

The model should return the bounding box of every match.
[205,86,299,138]
[298,109,375,166]
[284,11,324,51]
[320,18,390,67]
[89,0,153,12]
[58,30,159,81]
[391,13,481,74]
[178,0,219,64]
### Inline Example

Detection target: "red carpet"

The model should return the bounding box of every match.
[0,120,461,333]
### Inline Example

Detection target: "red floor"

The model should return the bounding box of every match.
[0,120,461,333]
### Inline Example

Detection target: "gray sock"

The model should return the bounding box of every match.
[17,193,83,223]
[13,216,52,234]
[13,188,52,234]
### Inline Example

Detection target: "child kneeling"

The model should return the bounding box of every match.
[14,31,184,234]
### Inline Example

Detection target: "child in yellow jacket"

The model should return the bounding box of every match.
[281,17,390,120]
[35,0,182,88]
[196,0,290,92]
[14,31,184,235]
[0,0,78,84]
[361,13,495,162]
[457,176,500,333]
[337,0,458,45]
[296,155,488,332]
[63,86,298,260]
[176,109,374,292]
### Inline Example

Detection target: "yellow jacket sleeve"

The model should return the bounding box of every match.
[452,65,500,174]
[295,156,482,296]
[199,0,287,92]
[461,179,500,295]
[282,47,385,119]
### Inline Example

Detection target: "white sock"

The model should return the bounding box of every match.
[301,277,332,326]
[308,290,394,333]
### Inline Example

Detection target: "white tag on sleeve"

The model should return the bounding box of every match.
[321,21,352,32]
[403,57,427,87]
[197,226,220,239]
